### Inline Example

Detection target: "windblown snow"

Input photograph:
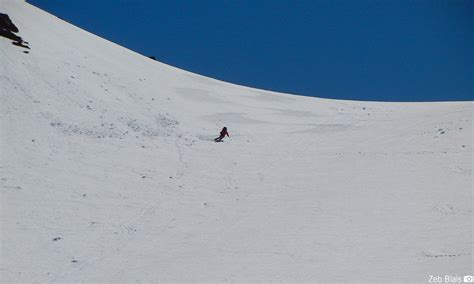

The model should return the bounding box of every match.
[1,1,472,282]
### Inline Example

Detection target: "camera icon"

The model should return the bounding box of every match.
[464,275,474,282]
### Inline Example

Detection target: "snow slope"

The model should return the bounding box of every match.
[1,1,472,282]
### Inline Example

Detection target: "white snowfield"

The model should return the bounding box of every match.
[1,0,472,282]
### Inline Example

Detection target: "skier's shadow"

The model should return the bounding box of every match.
[197,134,223,142]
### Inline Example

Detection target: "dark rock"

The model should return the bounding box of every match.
[0,13,18,33]
[0,13,29,49]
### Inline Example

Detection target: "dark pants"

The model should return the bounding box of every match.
[214,135,224,142]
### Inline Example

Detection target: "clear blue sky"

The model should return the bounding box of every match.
[28,0,472,101]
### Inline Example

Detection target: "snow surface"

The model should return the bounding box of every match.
[1,0,472,282]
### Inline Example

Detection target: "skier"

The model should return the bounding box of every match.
[214,127,229,142]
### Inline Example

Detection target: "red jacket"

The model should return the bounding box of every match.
[220,129,229,137]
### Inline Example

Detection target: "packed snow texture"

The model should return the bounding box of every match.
[1,0,472,282]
